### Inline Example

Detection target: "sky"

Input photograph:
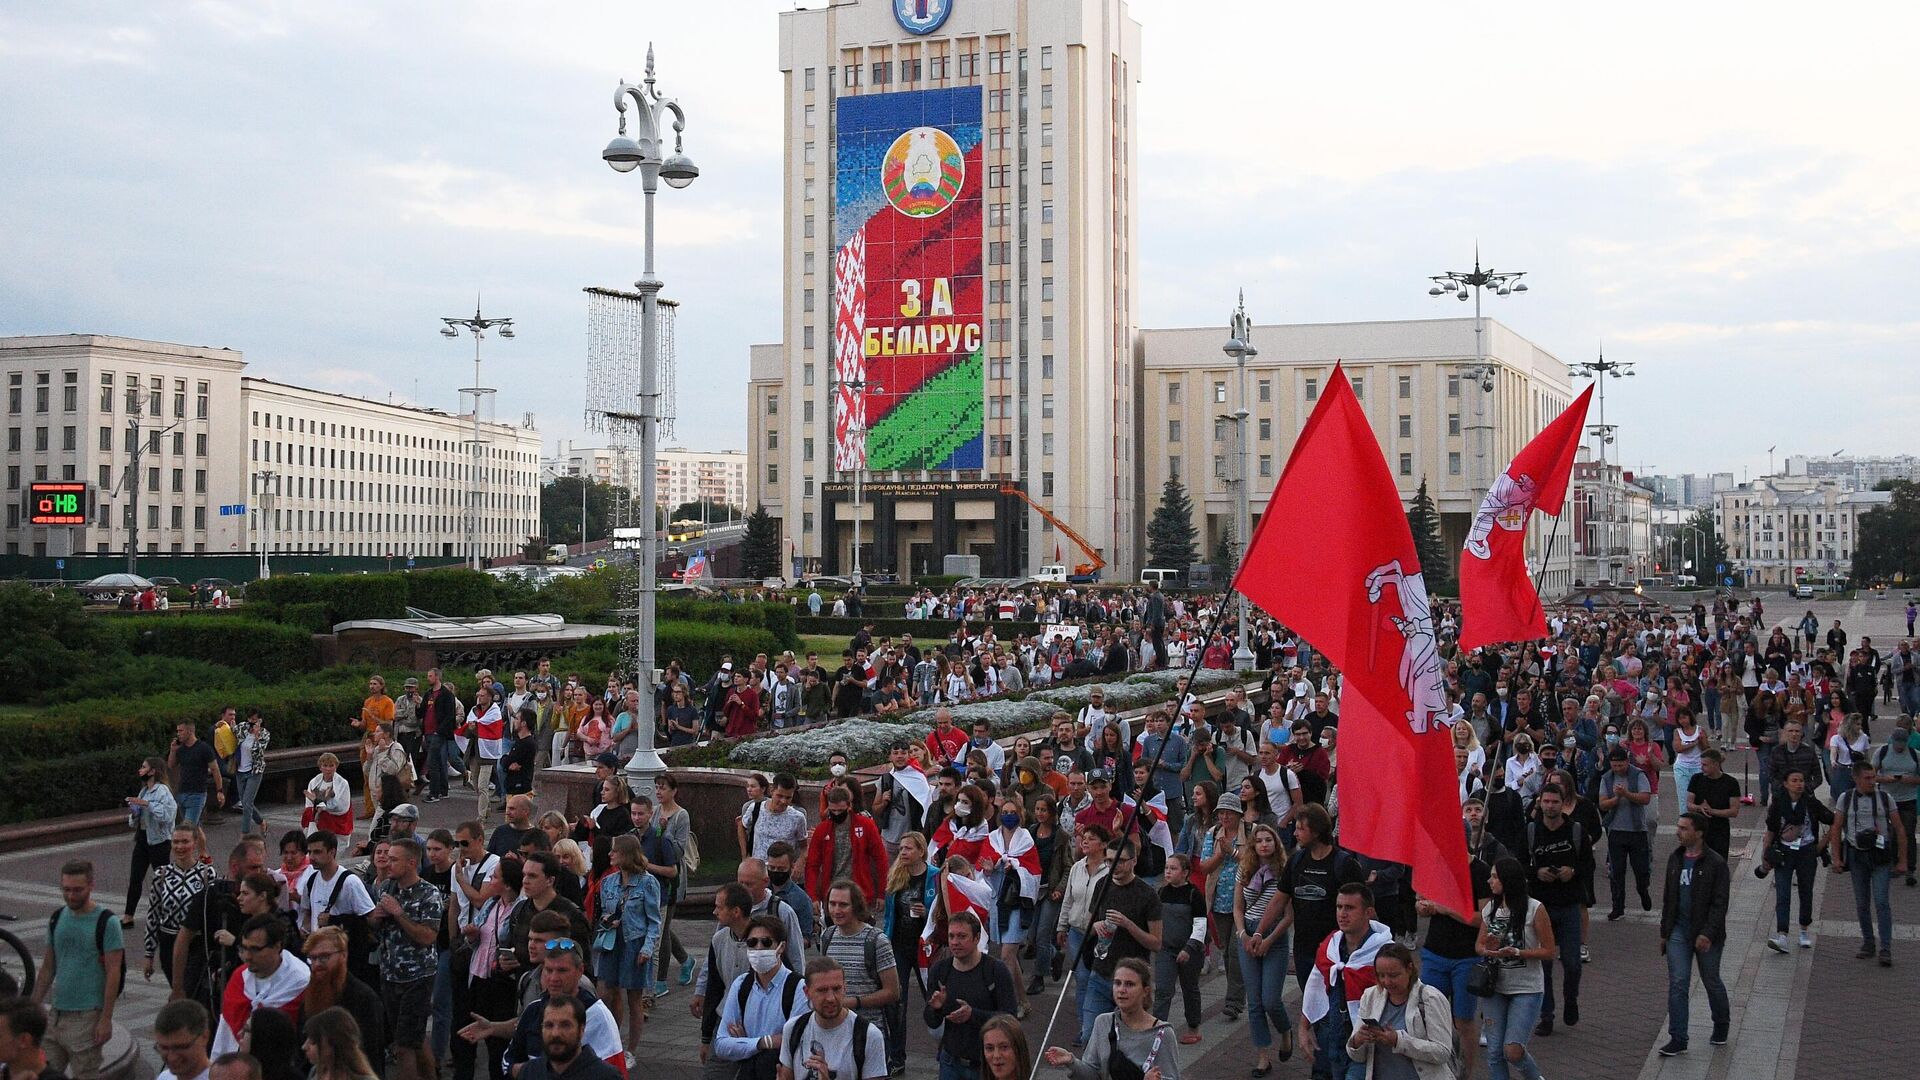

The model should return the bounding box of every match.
[3,0,1917,479]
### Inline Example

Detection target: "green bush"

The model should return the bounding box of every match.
[275,602,336,634]
[795,616,1042,643]
[38,655,258,706]
[408,569,500,617]
[0,746,154,824]
[126,616,319,680]
[0,583,120,703]
[658,599,800,650]
[556,621,783,687]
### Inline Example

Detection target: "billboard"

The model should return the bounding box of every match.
[833,86,983,473]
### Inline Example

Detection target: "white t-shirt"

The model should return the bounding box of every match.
[750,804,811,861]
[1257,764,1300,818]
[452,853,501,925]
[779,1011,889,1080]
[297,864,375,935]
[159,1067,211,1080]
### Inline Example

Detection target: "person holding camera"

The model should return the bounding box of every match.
[1829,761,1910,966]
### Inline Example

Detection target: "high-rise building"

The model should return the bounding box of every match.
[1784,453,1920,490]
[1,334,541,561]
[750,0,1142,580]
[551,444,747,513]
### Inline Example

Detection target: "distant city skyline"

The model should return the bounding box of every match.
[3,1,1915,478]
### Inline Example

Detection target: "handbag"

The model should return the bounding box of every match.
[1467,901,1518,997]
[682,826,702,875]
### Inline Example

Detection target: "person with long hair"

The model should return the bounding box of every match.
[126,755,179,924]
[882,831,934,1076]
[1093,725,1132,801]
[1237,777,1278,836]
[1233,823,1293,1075]
[1476,858,1556,1080]
[1346,943,1457,1080]
[594,833,662,1065]
[984,792,1036,1016]
[241,1005,306,1080]
[1042,957,1183,1078]
[574,779,632,847]
[1027,793,1070,998]
[577,698,614,762]
[302,1006,379,1080]
[1827,713,1871,799]
[982,1013,1034,1080]
[650,773,697,991]
[458,855,523,1080]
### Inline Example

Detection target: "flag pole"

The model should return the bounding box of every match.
[1026,587,1241,1079]
[1531,511,1566,601]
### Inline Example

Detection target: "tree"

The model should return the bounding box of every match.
[1682,507,1732,584]
[1212,525,1239,584]
[539,478,632,546]
[740,505,784,581]
[669,499,740,525]
[1853,480,1920,584]
[1406,479,1453,594]
[1147,477,1200,570]
[0,583,109,703]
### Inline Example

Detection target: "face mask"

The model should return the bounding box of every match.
[746,949,780,974]
[1605,733,1621,746]
[767,869,791,890]
[1000,812,1022,829]
[1563,737,1577,749]
[955,800,973,818]
[828,809,848,823]
[972,737,990,748]
[829,763,847,777]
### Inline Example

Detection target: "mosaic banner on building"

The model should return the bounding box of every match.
[833,86,983,472]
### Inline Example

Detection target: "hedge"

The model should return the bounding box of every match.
[122,615,320,680]
[0,746,156,824]
[549,622,784,688]
[38,655,257,706]
[657,600,799,650]
[794,616,1044,643]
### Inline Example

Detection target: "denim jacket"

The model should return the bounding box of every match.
[596,870,663,959]
[131,781,177,844]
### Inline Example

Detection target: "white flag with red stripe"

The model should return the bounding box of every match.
[918,870,994,969]
[455,703,504,760]
[211,951,309,1054]
[987,827,1042,903]
[929,816,989,867]
[1121,791,1176,860]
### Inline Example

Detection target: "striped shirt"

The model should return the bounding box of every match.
[1240,866,1280,933]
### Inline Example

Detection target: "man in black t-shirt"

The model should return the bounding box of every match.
[1278,805,1365,990]
[1524,787,1587,1034]
[169,722,223,824]
[1416,853,1492,1077]
[1686,748,1743,859]
[1076,840,1162,1047]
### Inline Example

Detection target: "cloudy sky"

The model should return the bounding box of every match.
[3,0,1916,479]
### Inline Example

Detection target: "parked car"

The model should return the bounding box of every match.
[195,576,242,598]
[1794,583,1815,599]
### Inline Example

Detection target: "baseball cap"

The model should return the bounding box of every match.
[593,752,620,769]
[389,803,420,821]
[1088,769,1113,785]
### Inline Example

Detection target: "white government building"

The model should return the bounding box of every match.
[1,334,542,560]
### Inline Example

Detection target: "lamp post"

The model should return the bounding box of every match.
[835,378,884,591]
[601,44,699,799]
[119,393,187,575]
[1428,251,1527,502]
[1221,292,1257,671]
[253,469,277,579]
[1570,351,1634,583]
[440,305,514,571]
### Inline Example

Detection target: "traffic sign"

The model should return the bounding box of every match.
[406,557,416,569]
[593,558,607,570]
[54,559,64,570]
[1715,563,1725,574]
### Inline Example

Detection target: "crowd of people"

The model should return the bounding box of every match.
[15,583,1917,1080]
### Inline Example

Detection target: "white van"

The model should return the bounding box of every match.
[1140,567,1182,588]
[1033,564,1069,583]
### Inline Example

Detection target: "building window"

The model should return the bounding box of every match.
[767,464,778,483]
[1304,378,1318,401]
[803,287,815,311]
[63,378,77,412]
[1168,420,1181,442]
[803,142,816,164]
[34,427,47,451]
[34,374,49,413]
[195,469,206,493]
[1168,382,1182,404]
[61,426,74,451]
[98,426,111,451]
[193,506,206,529]
[804,104,816,127]
[804,67,815,91]
[99,373,113,412]
[1214,455,1228,478]
[1447,413,1460,436]
[1041,471,1055,496]
[1041,316,1054,340]
[1399,453,1413,476]
[767,429,778,450]
[1352,378,1365,399]
[1398,375,1412,399]
[1040,238,1053,262]
[1041,394,1055,419]
[959,51,978,78]
[902,57,922,81]
[1258,418,1271,440]
[1041,46,1053,69]
[1041,162,1054,185]
[1041,200,1054,224]
[803,365,815,387]
[802,510,813,531]
[1213,381,1227,404]
[1448,452,1462,475]
[1213,418,1228,442]
[1042,432,1054,456]
[1040,122,1053,147]
[843,63,859,86]
[803,325,816,351]
[1398,415,1412,438]
[767,393,779,415]
[1169,455,1181,478]
[802,438,814,461]
[1447,374,1460,398]
[1259,455,1273,477]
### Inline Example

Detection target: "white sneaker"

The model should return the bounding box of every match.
[1800,931,1814,949]
[1767,934,1788,954]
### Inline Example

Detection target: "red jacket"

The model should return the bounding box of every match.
[805,811,889,903]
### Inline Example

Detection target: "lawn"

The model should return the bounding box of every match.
[800,633,849,658]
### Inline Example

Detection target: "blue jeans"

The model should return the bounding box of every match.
[176,791,207,825]
[427,735,452,798]
[1310,1005,1360,1080]
[432,948,453,1062]
[1081,970,1115,1047]
[937,1050,981,1080]
[1850,857,1894,949]
[1066,928,1093,1044]
[1032,897,1062,980]
[1665,929,1729,1043]
[236,769,266,831]
[1540,902,1583,1022]
[1774,846,1819,932]
[1479,992,1544,1080]
[1236,932,1291,1049]
[1419,949,1481,1021]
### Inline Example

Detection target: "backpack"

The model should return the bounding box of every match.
[51,907,125,995]
[784,1011,873,1079]
[733,968,804,1029]
[1525,820,1585,865]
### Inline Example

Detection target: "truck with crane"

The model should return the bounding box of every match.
[999,482,1106,583]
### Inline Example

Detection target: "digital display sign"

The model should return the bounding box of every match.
[29,482,87,526]
[833,86,984,473]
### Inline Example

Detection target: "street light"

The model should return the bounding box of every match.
[834,378,884,592]
[1222,291,1258,671]
[253,470,278,579]
[1427,250,1528,502]
[600,44,699,800]
[440,304,515,572]
[1570,350,1635,583]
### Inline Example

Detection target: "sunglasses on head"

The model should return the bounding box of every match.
[543,939,580,954]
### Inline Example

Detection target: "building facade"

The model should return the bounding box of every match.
[552,443,747,513]
[1137,317,1578,596]
[1713,477,1891,586]
[1569,453,1657,585]
[752,0,1143,580]
[1784,453,1920,491]
[2,335,540,562]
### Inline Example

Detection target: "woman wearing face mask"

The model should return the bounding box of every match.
[1503,735,1544,806]
[1623,719,1666,829]
[983,793,1040,1017]
[933,783,993,870]
[1041,957,1183,1079]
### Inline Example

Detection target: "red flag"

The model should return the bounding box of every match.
[1231,365,1472,917]
[1457,385,1594,652]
